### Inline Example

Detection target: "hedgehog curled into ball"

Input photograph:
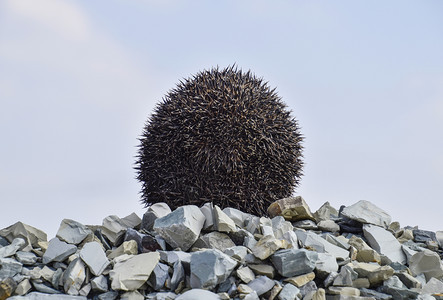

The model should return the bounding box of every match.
[136,66,303,216]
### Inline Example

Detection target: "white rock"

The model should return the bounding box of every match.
[409,249,443,281]
[315,252,339,278]
[247,275,275,296]
[0,238,25,258]
[214,205,237,232]
[271,216,294,239]
[282,231,299,249]
[296,230,349,260]
[101,215,129,246]
[79,241,110,276]
[421,277,443,295]
[200,202,215,230]
[63,258,86,295]
[110,252,160,291]
[120,290,145,300]
[223,207,250,227]
[341,200,391,228]
[154,205,205,251]
[142,203,172,231]
[363,224,406,264]
[176,289,221,300]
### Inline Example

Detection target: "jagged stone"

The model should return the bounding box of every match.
[282,230,299,249]
[328,286,360,296]
[395,271,422,289]
[190,249,237,289]
[383,275,406,289]
[316,253,339,279]
[359,288,391,299]
[0,277,17,299]
[170,260,185,291]
[341,200,391,228]
[285,272,315,287]
[347,236,381,264]
[224,246,248,262]
[0,222,47,252]
[333,265,358,287]
[214,205,237,233]
[413,229,437,244]
[352,278,370,289]
[251,235,284,260]
[236,266,255,283]
[142,203,172,233]
[110,252,159,291]
[79,241,110,276]
[39,266,55,282]
[421,277,443,294]
[147,262,169,290]
[91,275,108,292]
[107,240,138,259]
[350,262,394,286]
[267,196,315,221]
[101,215,129,247]
[0,238,25,258]
[293,220,318,230]
[175,288,220,300]
[271,216,294,239]
[248,264,275,278]
[193,232,235,251]
[42,238,77,264]
[14,278,32,296]
[200,202,215,230]
[318,220,340,233]
[271,248,318,277]
[96,291,119,300]
[120,290,145,300]
[296,230,350,260]
[377,285,419,299]
[247,275,275,296]
[56,219,92,245]
[223,207,250,228]
[154,205,205,251]
[409,249,443,280]
[32,281,61,294]
[314,202,339,222]
[15,251,37,265]
[0,257,22,280]
[363,224,406,264]
[62,258,86,295]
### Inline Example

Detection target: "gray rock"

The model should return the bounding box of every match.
[296,230,349,260]
[154,205,205,251]
[244,216,261,235]
[0,222,47,251]
[110,252,160,291]
[383,275,406,289]
[42,238,77,264]
[271,216,294,239]
[142,203,172,232]
[190,249,237,289]
[158,250,191,269]
[63,258,86,295]
[409,249,443,281]
[97,291,119,300]
[271,248,318,277]
[224,245,248,261]
[32,281,61,294]
[378,285,419,299]
[341,200,391,228]
[278,283,301,300]
[315,252,339,278]
[120,291,145,300]
[421,277,443,295]
[317,220,340,233]
[91,275,108,292]
[314,201,339,222]
[293,220,318,230]
[101,215,129,246]
[363,224,406,264]
[148,262,169,290]
[359,288,392,300]
[15,251,38,265]
[282,230,299,249]
[247,275,275,296]
[0,237,25,258]
[236,266,255,283]
[120,212,142,229]
[79,241,110,276]
[8,292,87,299]
[193,231,235,251]
[0,257,23,280]
[333,265,358,286]
[170,260,185,291]
[267,196,315,221]
[200,202,215,230]
[413,229,437,243]
[251,235,285,260]
[175,289,220,300]
[56,219,92,245]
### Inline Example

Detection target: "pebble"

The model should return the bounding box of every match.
[2,200,443,299]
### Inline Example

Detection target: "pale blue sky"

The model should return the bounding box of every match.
[1,0,442,238]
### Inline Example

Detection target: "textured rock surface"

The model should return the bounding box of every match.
[2,199,443,299]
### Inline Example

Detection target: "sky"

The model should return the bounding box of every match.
[1,0,442,238]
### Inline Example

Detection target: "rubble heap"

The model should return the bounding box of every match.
[1,198,443,300]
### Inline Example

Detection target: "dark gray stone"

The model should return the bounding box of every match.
[32,281,62,294]
[247,275,275,296]
[359,288,392,300]
[141,203,172,232]
[377,286,419,300]
[271,248,318,277]
[0,257,23,280]
[170,260,185,291]
[413,229,437,243]
[148,262,169,291]
[97,291,119,300]
[42,238,77,264]
[91,275,108,293]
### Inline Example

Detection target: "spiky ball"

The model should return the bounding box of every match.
[136,66,303,216]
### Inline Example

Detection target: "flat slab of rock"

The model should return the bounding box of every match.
[190,249,237,289]
[42,238,77,264]
[56,219,92,245]
[0,222,47,251]
[363,224,406,264]
[63,258,86,295]
[341,200,391,228]
[141,203,172,232]
[296,230,349,261]
[154,205,205,251]
[79,241,110,276]
[267,196,315,221]
[214,205,237,233]
[109,252,160,291]
[408,249,443,281]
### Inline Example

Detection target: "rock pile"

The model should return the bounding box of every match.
[1,198,443,299]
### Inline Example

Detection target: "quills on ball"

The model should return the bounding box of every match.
[135,65,304,216]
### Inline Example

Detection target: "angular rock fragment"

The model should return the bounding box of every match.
[56,219,92,245]
[63,258,86,295]
[15,251,38,265]
[223,207,250,228]
[175,288,221,300]
[0,222,47,251]
[278,283,301,300]
[285,271,315,288]
[317,220,340,233]
[8,292,88,299]
[267,196,315,221]
[251,235,285,260]
[341,200,391,228]
[141,203,172,232]
[109,252,160,291]
[408,249,443,280]
[271,216,294,239]
[154,205,205,251]
[190,249,237,289]
[247,275,275,296]
[224,246,248,262]
[148,262,169,291]
[91,275,108,293]
[170,260,185,291]
[271,248,318,277]
[79,241,110,276]
[101,215,129,247]
[363,224,406,264]
[314,202,339,222]
[200,202,215,230]
[0,277,17,299]
[0,238,25,258]
[236,266,255,283]
[42,238,77,264]
[248,264,275,278]
[107,240,138,259]
[315,253,339,278]
[296,230,349,260]
[0,257,22,280]
[214,205,237,233]
[193,232,235,251]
